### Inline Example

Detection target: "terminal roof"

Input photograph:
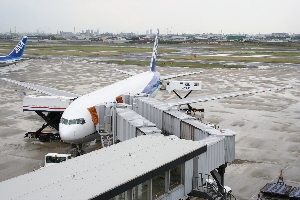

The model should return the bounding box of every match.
[0,135,206,200]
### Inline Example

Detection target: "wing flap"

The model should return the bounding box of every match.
[1,78,79,98]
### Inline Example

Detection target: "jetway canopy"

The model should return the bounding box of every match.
[0,135,207,200]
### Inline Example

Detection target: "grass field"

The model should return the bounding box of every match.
[105,60,244,68]
[0,41,299,67]
[0,44,176,57]
[161,55,300,64]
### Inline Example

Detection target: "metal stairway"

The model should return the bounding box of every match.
[189,181,237,200]
[100,133,113,148]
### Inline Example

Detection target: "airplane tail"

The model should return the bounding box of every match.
[149,29,159,72]
[8,36,28,58]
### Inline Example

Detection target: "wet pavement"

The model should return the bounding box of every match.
[0,52,300,199]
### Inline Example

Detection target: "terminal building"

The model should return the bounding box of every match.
[0,93,237,199]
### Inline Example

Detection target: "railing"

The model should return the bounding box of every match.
[192,175,237,200]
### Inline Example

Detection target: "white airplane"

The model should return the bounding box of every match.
[1,29,293,148]
[0,36,28,67]
[1,29,188,144]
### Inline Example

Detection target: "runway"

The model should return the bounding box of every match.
[0,51,299,199]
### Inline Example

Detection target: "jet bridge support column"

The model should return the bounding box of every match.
[96,102,132,147]
[211,163,227,194]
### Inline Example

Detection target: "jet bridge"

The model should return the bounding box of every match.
[93,93,236,199]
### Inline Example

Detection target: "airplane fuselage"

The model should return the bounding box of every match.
[59,71,160,143]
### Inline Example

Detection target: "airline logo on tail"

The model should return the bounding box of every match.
[8,36,28,58]
[15,41,26,54]
[150,29,159,72]
[0,36,28,66]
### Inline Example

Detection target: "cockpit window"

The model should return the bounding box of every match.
[69,119,76,124]
[76,118,85,124]
[60,118,86,125]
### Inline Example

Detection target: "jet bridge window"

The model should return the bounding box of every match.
[60,118,86,125]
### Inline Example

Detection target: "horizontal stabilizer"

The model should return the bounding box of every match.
[1,78,79,98]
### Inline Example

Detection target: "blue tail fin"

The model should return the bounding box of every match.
[150,29,159,72]
[8,36,28,58]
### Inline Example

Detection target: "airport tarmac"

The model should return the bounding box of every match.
[0,55,300,199]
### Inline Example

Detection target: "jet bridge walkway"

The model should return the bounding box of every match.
[91,93,236,199]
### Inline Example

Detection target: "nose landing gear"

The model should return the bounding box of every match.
[69,143,84,157]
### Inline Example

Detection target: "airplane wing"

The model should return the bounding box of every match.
[1,78,79,98]
[115,69,137,76]
[165,86,294,107]
[160,71,202,81]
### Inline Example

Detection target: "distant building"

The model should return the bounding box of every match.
[226,35,246,41]
[171,36,188,41]
[150,29,152,35]
[271,33,289,38]
[76,35,91,40]
[60,31,73,38]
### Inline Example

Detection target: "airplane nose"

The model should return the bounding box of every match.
[59,124,76,142]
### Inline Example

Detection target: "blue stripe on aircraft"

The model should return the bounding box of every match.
[142,72,160,94]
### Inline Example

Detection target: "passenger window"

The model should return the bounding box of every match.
[194,83,199,86]
[185,83,190,86]
[180,82,183,84]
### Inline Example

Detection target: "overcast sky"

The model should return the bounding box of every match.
[1,0,300,35]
